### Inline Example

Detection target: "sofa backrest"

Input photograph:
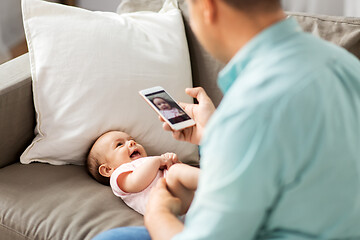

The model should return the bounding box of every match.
[290,12,360,59]
[1,2,360,168]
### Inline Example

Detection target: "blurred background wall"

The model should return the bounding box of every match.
[77,0,121,11]
[282,0,360,17]
[0,0,359,64]
[0,0,24,63]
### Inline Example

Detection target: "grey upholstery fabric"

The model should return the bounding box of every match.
[0,163,143,240]
[0,54,35,168]
[290,12,360,59]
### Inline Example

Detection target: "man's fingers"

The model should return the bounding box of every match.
[162,123,185,141]
[159,116,165,122]
[178,102,189,109]
[178,102,194,119]
[185,87,209,103]
[162,122,172,132]
[172,130,185,141]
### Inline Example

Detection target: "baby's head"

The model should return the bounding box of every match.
[86,131,147,185]
[152,97,172,111]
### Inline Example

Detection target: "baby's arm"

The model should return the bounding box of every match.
[117,156,174,193]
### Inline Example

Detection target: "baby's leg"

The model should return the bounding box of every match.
[166,163,200,215]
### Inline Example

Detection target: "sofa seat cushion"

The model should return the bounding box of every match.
[0,163,143,240]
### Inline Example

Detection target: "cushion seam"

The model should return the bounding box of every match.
[289,13,360,26]
[20,0,45,163]
[0,222,33,240]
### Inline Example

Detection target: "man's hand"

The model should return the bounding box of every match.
[161,87,215,145]
[145,178,184,240]
[146,178,182,216]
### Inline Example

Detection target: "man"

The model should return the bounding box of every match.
[145,0,360,239]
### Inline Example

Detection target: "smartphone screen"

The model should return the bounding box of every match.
[144,90,191,124]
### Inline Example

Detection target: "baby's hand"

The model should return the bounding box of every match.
[158,156,173,170]
[161,152,179,164]
[158,153,179,170]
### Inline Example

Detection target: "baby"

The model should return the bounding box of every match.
[86,130,199,215]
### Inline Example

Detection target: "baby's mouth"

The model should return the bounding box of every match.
[130,150,141,160]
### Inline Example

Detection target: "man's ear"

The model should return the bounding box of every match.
[99,164,113,177]
[203,0,217,24]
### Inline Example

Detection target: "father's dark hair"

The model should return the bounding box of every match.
[221,0,282,12]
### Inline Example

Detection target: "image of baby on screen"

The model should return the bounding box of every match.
[151,97,185,120]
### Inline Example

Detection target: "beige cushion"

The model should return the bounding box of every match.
[0,163,143,240]
[290,12,360,59]
[21,0,198,166]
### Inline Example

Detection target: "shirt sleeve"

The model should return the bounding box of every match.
[173,106,283,240]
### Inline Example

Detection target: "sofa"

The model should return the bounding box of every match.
[1,0,360,239]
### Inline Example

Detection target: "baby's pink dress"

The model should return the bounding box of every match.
[110,157,166,215]
[160,108,182,119]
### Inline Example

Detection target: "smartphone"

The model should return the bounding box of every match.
[139,86,196,131]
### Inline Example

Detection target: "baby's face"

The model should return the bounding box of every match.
[94,131,147,171]
[153,98,171,110]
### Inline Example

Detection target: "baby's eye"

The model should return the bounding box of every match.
[117,143,123,147]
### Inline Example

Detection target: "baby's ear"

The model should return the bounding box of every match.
[99,164,113,177]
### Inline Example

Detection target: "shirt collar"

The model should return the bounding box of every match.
[218,17,302,94]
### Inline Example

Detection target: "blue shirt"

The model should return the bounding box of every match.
[174,18,360,239]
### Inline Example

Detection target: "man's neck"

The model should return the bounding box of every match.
[217,3,286,63]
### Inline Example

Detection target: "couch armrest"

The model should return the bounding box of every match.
[0,53,35,168]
